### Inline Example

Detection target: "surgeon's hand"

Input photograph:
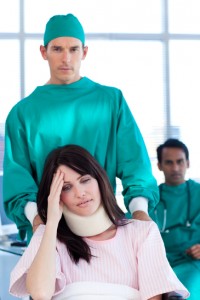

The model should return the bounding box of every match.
[132,210,151,221]
[186,244,200,259]
[33,214,44,233]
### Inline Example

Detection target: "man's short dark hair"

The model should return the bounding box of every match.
[157,138,189,163]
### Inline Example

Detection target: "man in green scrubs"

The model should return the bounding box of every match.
[151,138,200,299]
[3,14,158,242]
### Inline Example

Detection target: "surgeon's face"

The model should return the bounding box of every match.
[40,37,88,85]
[158,147,189,186]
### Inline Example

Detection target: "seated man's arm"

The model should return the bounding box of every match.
[186,244,200,259]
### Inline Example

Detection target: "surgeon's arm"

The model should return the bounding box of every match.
[25,202,44,232]
[3,112,38,238]
[148,296,162,300]
[129,197,151,221]
[116,93,159,214]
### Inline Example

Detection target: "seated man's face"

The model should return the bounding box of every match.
[158,147,189,186]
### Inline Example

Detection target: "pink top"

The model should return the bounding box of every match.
[9,220,189,299]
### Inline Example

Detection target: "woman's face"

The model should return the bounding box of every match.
[58,165,101,216]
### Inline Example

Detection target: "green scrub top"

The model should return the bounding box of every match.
[3,77,159,240]
[151,179,200,299]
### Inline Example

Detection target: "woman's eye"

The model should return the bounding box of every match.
[62,185,71,191]
[81,176,91,183]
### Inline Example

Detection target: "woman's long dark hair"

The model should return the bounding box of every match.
[37,144,127,263]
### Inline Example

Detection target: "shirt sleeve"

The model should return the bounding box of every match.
[137,222,190,299]
[3,108,38,240]
[24,202,38,225]
[116,94,159,213]
[9,225,66,298]
[129,197,148,214]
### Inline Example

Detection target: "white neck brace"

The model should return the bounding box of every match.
[62,204,113,237]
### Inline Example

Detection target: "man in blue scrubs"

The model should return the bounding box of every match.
[151,138,200,299]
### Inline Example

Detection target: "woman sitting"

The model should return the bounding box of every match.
[9,144,189,300]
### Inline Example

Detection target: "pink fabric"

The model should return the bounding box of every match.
[9,221,189,299]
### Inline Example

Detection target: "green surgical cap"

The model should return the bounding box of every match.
[44,14,85,46]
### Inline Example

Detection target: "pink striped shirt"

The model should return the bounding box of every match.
[9,220,189,299]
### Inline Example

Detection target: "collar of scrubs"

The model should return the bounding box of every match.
[62,204,113,237]
[158,180,192,232]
